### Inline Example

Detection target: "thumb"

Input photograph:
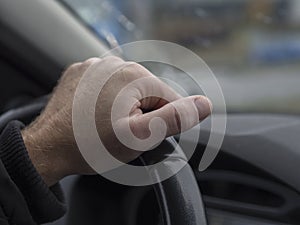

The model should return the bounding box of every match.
[130,96,212,139]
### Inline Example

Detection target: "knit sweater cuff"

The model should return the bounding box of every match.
[0,121,66,224]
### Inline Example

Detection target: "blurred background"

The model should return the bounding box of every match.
[60,0,300,114]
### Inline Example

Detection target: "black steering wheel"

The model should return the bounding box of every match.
[0,97,207,225]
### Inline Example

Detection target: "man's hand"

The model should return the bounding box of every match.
[21,57,212,186]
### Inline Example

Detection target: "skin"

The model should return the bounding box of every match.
[21,56,212,186]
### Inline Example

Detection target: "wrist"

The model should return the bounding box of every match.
[21,117,95,186]
[21,127,68,186]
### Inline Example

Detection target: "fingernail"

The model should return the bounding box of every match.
[194,97,212,119]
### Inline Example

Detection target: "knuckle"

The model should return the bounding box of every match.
[66,62,82,72]
[78,58,102,72]
[119,63,141,78]
[82,57,101,67]
[122,62,152,78]
[60,62,86,84]
[123,62,141,71]
[70,62,82,69]
[127,62,141,68]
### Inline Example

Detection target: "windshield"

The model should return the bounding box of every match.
[60,0,300,114]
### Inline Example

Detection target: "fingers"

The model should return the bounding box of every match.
[110,61,212,140]
[119,63,182,110]
[130,95,212,139]
[139,78,182,110]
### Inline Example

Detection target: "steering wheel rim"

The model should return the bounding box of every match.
[141,137,207,225]
[0,97,207,225]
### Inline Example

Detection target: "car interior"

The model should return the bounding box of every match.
[0,0,299,225]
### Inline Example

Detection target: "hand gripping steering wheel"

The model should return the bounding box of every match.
[0,96,207,225]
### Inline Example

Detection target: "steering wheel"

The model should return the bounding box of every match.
[0,97,207,225]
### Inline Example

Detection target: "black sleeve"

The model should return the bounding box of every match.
[0,206,9,225]
[0,157,35,225]
[0,121,67,224]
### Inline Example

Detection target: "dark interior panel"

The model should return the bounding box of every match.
[0,23,63,113]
